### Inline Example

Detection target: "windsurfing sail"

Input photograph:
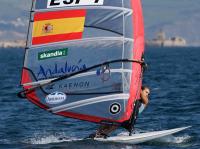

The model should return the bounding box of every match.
[19,0,145,124]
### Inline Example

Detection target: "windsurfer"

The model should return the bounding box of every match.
[88,86,150,138]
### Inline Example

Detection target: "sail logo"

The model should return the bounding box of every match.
[38,48,68,60]
[96,64,111,81]
[45,92,67,104]
[47,0,104,8]
[110,103,121,115]
[37,59,87,80]
[42,23,53,34]
[32,10,86,45]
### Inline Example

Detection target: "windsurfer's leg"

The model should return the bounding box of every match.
[95,124,118,138]
[129,100,143,135]
[87,124,118,139]
[121,100,142,135]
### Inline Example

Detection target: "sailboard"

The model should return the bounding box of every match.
[95,126,191,144]
[18,0,145,125]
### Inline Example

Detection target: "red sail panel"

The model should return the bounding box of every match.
[121,0,145,122]
[34,9,87,21]
[32,32,83,45]
[21,68,49,110]
[58,111,119,123]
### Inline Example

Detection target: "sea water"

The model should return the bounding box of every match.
[0,47,199,149]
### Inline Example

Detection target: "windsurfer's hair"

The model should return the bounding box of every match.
[141,85,150,91]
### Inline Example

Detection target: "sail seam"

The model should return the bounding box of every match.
[29,37,133,49]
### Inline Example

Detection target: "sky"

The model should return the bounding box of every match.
[0,0,199,46]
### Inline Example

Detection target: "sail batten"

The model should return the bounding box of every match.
[19,0,145,124]
[28,37,134,48]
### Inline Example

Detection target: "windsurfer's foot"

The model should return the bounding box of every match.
[58,137,67,140]
[87,133,96,139]
[87,133,108,139]
[95,133,108,139]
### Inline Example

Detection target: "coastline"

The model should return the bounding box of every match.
[0,40,198,49]
[0,40,26,48]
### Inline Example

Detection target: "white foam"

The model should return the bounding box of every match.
[156,134,191,144]
[24,133,82,145]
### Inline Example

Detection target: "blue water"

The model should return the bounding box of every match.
[0,47,199,149]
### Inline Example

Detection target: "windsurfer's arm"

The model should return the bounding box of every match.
[138,103,145,114]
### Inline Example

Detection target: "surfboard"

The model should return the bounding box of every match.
[95,126,191,144]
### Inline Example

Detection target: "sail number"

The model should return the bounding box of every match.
[47,0,104,8]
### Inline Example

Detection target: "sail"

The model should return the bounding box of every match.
[19,0,145,124]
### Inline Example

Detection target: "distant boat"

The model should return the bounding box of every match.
[0,40,25,48]
[146,30,187,47]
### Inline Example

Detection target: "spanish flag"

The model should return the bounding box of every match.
[32,9,86,45]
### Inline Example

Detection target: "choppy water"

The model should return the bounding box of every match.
[0,47,199,149]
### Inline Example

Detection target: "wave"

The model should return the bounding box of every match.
[23,133,82,145]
